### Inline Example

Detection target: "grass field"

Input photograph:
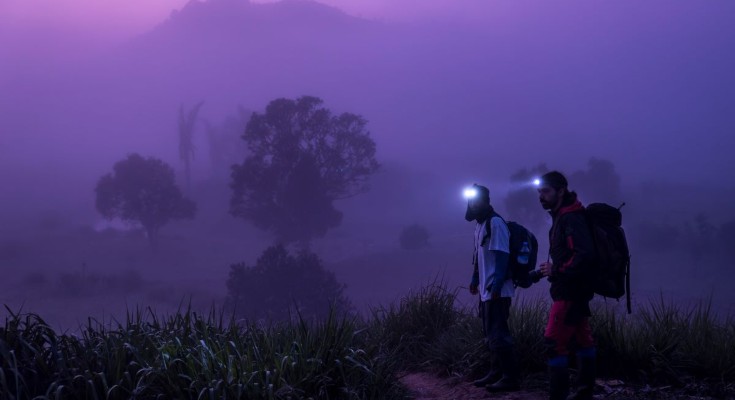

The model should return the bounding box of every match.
[2,280,734,399]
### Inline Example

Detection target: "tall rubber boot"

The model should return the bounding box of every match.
[568,353,596,400]
[486,348,521,392]
[549,365,569,400]
[472,351,501,387]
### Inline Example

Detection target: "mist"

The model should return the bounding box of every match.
[1,0,735,329]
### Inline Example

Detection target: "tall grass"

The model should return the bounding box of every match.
[0,305,406,399]
[365,282,735,388]
[593,295,735,385]
[2,282,734,399]
[366,281,458,372]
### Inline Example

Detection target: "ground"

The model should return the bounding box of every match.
[400,372,548,400]
[399,372,735,400]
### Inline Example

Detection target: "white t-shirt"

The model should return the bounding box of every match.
[474,216,514,301]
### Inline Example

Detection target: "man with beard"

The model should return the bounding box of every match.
[465,184,521,393]
[537,171,597,400]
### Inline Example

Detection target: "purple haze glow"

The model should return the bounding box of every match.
[1,0,735,328]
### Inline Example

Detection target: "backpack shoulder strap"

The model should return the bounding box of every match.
[484,212,504,240]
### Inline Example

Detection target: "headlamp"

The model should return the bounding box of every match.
[463,187,478,199]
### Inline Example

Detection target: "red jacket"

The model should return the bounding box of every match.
[547,194,595,302]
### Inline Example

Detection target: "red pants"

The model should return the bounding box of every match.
[544,300,595,358]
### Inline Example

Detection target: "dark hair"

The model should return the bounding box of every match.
[541,171,577,204]
[473,184,490,204]
[539,171,568,190]
[465,184,492,222]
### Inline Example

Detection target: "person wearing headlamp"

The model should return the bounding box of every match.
[464,184,520,393]
[536,171,597,400]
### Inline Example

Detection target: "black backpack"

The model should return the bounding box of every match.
[484,214,539,288]
[585,203,632,313]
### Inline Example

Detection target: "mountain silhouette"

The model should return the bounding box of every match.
[133,0,382,54]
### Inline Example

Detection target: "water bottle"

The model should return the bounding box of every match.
[517,241,530,265]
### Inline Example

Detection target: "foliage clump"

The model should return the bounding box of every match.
[225,245,352,322]
[399,224,431,250]
[95,153,196,249]
[230,96,379,245]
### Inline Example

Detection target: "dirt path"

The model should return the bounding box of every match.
[400,372,548,400]
[400,373,734,400]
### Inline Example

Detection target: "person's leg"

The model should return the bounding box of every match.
[568,317,596,400]
[544,301,575,400]
[487,297,520,392]
[473,300,502,386]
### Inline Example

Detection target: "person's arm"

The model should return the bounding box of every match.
[489,250,509,298]
[487,217,510,298]
[470,261,479,294]
[528,268,543,284]
[553,212,595,278]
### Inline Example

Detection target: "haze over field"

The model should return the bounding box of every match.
[1,0,734,329]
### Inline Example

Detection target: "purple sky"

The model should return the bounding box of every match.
[2,0,735,327]
[0,0,566,46]
[2,0,735,193]
[1,0,496,37]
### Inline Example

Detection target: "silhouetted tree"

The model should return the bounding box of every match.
[718,220,735,255]
[694,213,717,241]
[570,158,622,205]
[178,101,204,191]
[204,105,251,179]
[399,224,430,250]
[95,154,196,249]
[683,213,717,260]
[225,245,352,321]
[632,220,680,253]
[230,96,379,246]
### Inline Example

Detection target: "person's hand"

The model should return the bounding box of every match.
[539,262,554,277]
[469,284,479,295]
[470,270,479,295]
[529,269,543,283]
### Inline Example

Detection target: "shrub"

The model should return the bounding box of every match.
[367,280,457,371]
[225,245,352,322]
[399,224,430,250]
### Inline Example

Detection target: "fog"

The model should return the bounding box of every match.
[1,0,734,329]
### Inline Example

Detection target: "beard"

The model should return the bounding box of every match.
[540,198,553,210]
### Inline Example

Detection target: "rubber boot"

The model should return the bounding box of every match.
[568,355,595,400]
[486,348,520,393]
[549,365,569,400]
[473,351,501,387]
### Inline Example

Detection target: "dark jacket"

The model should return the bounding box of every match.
[548,194,595,303]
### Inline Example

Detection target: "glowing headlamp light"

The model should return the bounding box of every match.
[533,178,541,187]
[463,188,478,199]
